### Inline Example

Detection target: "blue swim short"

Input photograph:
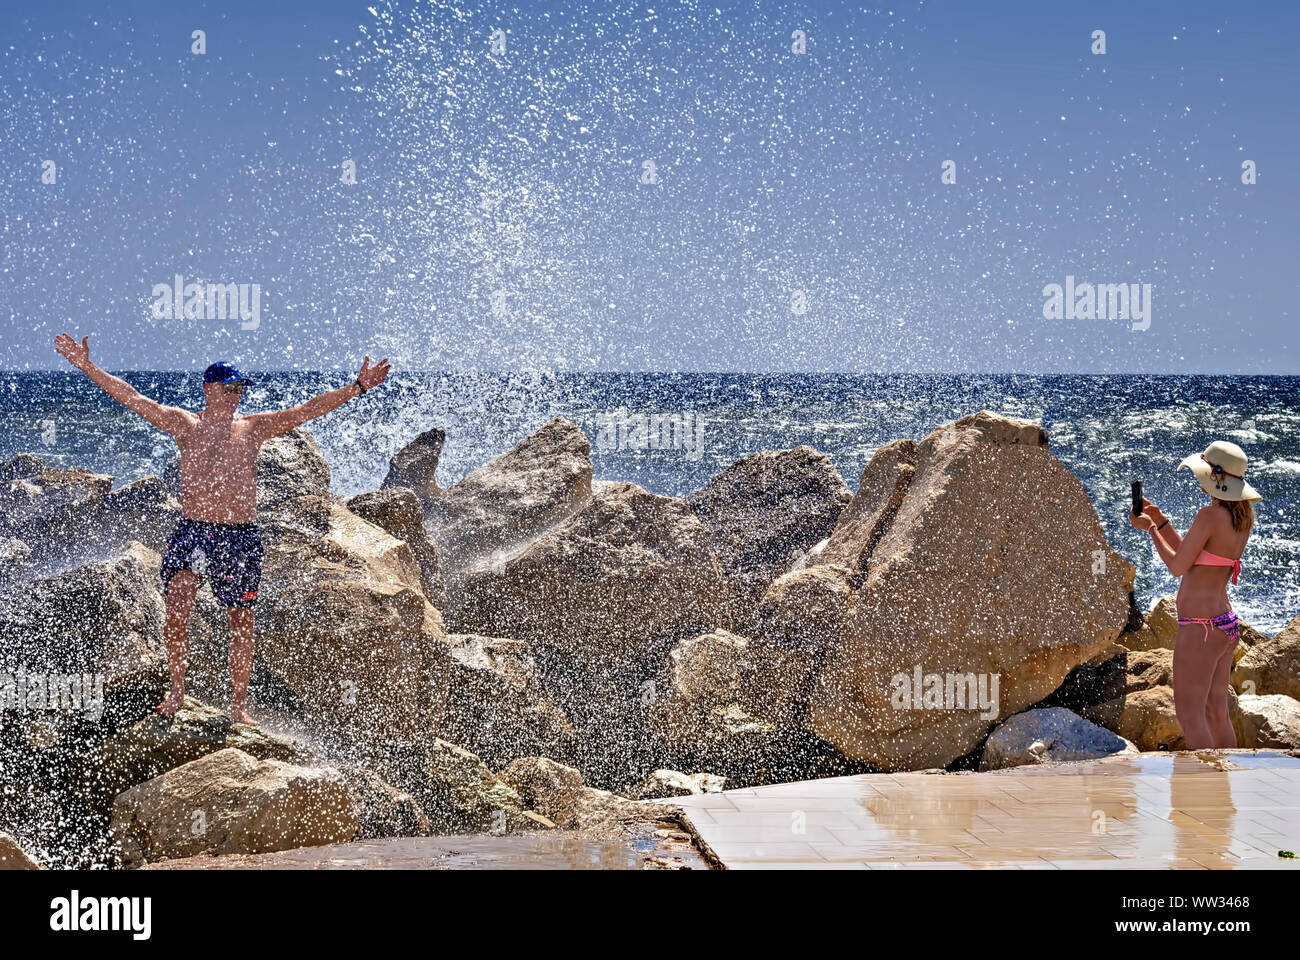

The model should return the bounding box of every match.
[160,518,264,607]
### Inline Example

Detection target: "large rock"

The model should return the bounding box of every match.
[0,541,168,867]
[647,628,821,783]
[445,480,730,786]
[449,481,729,673]
[0,453,45,484]
[1115,596,1173,653]
[1105,688,1185,751]
[75,696,426,843]
[686,446,851,633]
[335,764,431,839]
[0,454,186,577]
[0,832,44,870]
[91,476,182,555]
[110,747,358,866]
[776,412,1134,771]
[0,479,43,520]
[345,487,446,607]
[381,426,446,504]
[1235,694,1300,749]
[0,540,166,707]
[427,416,593,572]
[251,493,450,748]
[495,756,585,828]
[979,707,1137,770]
[15,464,113,514]
[77,697,317,816]
[1145,595,1180,647]
[751,563,855,711]
[0,481,45,573]
[498,756,671,835]
[425,634,574,770]
[366,739,540,834]
[640,580,872,788]
[1101,649,1187,750]
[1233,614,1300,702]
[0,459,122,575]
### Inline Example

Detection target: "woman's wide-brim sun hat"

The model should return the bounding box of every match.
[1178,440,1262,502]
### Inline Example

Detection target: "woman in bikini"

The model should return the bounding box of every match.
[1129,440,1261,750]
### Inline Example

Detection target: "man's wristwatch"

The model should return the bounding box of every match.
[354,377,367,396]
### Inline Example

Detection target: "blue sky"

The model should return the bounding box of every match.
[2,0,1296,373]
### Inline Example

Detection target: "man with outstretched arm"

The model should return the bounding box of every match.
[53,334,391,725]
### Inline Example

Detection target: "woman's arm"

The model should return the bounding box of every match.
[1153,508,1213,578]
[1129,498,1211,579]
[1142,499,1182,552]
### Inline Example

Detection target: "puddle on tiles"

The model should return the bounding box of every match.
[785,753,1300,866]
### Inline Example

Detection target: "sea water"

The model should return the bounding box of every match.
[2,371,1296,632]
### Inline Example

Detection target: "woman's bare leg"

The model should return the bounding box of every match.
[1205,632,1238,748]
[159,570,199,717]
[1173,622,1221,749]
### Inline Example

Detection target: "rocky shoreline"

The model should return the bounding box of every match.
[1,409,1297,869]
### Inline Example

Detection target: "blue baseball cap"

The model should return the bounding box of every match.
[203,361,251,386]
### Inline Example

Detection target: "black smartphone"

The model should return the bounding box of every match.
[1131,479,1143,517]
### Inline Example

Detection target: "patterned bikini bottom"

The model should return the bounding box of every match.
[1177,609,1241,645]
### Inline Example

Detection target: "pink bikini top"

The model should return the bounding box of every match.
[1194,550,1242,584]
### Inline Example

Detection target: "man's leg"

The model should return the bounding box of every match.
[159,570,199,717]
[227,606,258,726]
[213,521,263,726]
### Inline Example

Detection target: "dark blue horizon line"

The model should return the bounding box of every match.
[5,369,1300,379]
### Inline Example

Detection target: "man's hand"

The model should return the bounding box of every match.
[248,356,393,443]
[55,333,91,370]
[53,333,190,436]
[358,356,391,392]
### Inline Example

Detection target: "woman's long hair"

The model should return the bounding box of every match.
[1213,496,1255,534]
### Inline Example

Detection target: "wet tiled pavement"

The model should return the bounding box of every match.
[140,828,708,870]
[650,750,1300,870]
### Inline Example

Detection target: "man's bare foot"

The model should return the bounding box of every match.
[156,692,184,718]
[230,705,259,727]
